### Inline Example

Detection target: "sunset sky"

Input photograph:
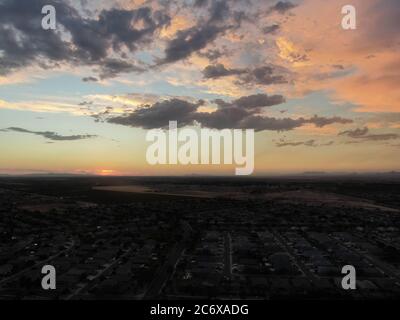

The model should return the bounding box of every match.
[0,0,399,175]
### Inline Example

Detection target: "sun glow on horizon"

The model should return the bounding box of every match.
[98,169,117,176]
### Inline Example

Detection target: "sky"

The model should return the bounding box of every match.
[0,0,399,176]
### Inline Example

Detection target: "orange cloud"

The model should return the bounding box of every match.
[277,0,400,113]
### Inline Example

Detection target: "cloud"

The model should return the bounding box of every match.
[82,76,99,82]
[263,24,280,34]
[276,37,309,65]
[276,139,334,147]
[208,0,230,23]
[159,24,227,64]
[194,0,209,7]
[198,48,225,61]
[107,95,353,131]
[98,59,145,79]
[1,127,97,141]
[158,0,242,64]
[238,114,350,132]
[90,107,114,123]
[108,99,204,129]
[233,114,308,131]
[228,93,286,109]
[338,127,399,141]
[309,115,353,128]
[269,1,297,14]
[366,113,400,129]
[194,106,250,130]
[202,64,287,86]
[202,64,246,79]
[0,98,87,114]
[338,127,369,138]
[236,66,287,86]
[276,139,316,147]
[277,0,400,112]
[0,0,169,78]
[361,133,399,141]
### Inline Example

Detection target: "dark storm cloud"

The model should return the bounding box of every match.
[269,1,297,14]
[107,96,353,132]
[1,127,97,141]
[203,64,246,79]
[338,127,399,141]
[203,64,287,86]
[0,0,169,76]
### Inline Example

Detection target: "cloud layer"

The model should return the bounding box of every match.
[1,127,97,141]
[0,0,169,78]
[339,127,399,142]
[108,94,353,131]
